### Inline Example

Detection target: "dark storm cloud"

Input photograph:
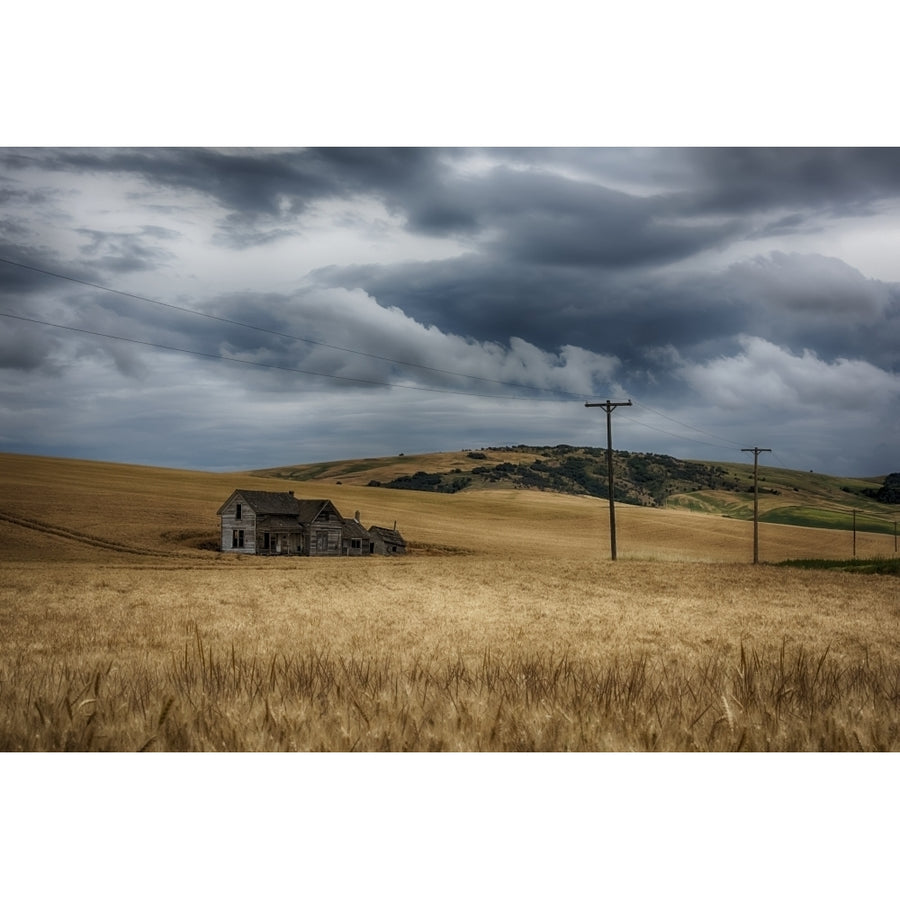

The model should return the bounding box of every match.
[0,245,53,294]
[720,252,900,369]
[310,245,900,400]
[0,319,60,371]
[7,148,329,217]
[0,240,138,303]
[0,217,35,240]
[309,255,749,368]
[3,147,900,473]
[463,167,742,267]
[6,149,900,377]
[4,148,739,268]
[678,147,900,217]
[748,212,822,239]
[0,173,64,209]
[310,255,599,347]
[10,147,444,220]
[7,147,469,253]
[212,220,300,250]
[10,147,900,249]
[76,226,178,273]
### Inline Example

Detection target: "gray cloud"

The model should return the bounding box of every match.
[76,227,179,273]
[0,319,60,372]
[2,148,900,474]
[8,147,445,229]
[720,253,900,369]
[676,148,900,217]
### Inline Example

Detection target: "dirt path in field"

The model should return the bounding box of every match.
[0,510,174,557]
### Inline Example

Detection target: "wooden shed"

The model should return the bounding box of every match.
[217,490,345,556]
[368,524,408,555]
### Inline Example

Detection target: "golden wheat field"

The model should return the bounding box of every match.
[1,452,898,751]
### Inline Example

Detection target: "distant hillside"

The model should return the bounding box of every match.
[0,451,893,563]
[368,447,734,506]
[250,445,729,504]
[249,446,897,536]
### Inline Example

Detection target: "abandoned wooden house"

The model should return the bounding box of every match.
[217,490,405,557]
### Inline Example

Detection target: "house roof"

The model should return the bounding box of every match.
[369,525,407,546]
[342,518,372,540]
[217,490,298,516]
[217,491,342,523]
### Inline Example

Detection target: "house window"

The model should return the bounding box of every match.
[232,529,244,548]
[351,538,361,550]
[235,503,242,520]
[263,532,270,550]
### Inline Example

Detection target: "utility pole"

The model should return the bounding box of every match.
[741,446,771,564]
[852,509,857,559]
[585,400,632,560]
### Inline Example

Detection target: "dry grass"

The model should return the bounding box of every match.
[2,556,898,751]
[1,452,898,751]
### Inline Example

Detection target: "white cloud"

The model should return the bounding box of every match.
[678,336,900,411]
[221,284,621,399]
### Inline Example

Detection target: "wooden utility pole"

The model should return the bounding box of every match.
[741,446,771,564]
[585,400,632,560]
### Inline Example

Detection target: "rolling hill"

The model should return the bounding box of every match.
[0,449,896,565]
[248,445,898,536]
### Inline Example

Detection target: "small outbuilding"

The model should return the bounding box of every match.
[368,524,408,555]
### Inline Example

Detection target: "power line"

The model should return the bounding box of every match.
[630,399,744,450]
[1,255,789,453]
[0,311,580,402]
[770,449,797,471]
[0,307,763,453]
[0,255,591,400]
[5,302,754,454]
[626,413,744,453]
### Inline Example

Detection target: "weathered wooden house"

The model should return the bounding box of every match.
[368,524,408,555]
[218,490,407,557]
[217,490,345,556]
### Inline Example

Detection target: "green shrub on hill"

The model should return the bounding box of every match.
[864,472,900,504]
[367,446,738,506]
[371,471,472,494]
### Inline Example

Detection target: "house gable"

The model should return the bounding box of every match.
[219,489,302,554]
[296,499,344,556]
[217,490,300,517]
[295,499,343,525]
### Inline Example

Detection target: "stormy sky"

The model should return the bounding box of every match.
[2,147,899,475]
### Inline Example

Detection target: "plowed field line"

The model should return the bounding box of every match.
[0,510,174,556]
